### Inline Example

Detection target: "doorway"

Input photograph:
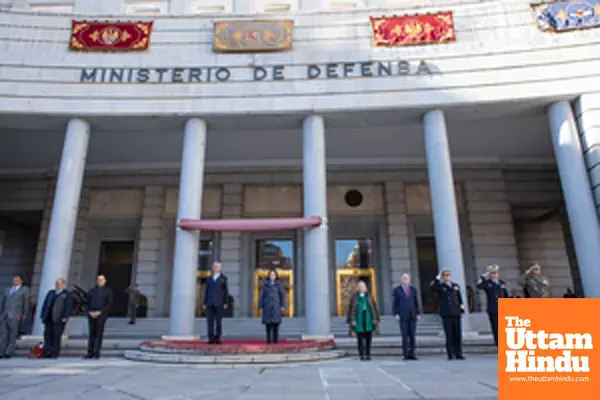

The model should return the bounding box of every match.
[97,241,134,317]
[252,237,295,317]
[333,238,377,316]
[416,237,439,314]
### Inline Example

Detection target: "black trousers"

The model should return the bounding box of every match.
[43,321,65,358]
[206,305,223,342]
[488,313,498,346]
[128,304,138,324]
[356,332,372,358]
[399,317,417,357]
[87,314,108,357]
[442,316,462,358]
[265,323,280,344]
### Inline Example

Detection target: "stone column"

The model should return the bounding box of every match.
[575,93,600,218]
[33,119,90,335]
[168,119,207,338]
[548,102,600,298]
[302,115,331,337]
[423,110,470,329]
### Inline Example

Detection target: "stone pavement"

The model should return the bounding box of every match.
[0,355,498,400]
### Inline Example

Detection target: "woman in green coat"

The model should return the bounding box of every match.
[347,280,381,360]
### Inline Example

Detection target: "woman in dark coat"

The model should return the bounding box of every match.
[347,280,380,361]
[259,269,285,344]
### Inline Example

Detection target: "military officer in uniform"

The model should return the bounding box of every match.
[430,269,465,360]
[477,265,508,347]
[518,263,551,298]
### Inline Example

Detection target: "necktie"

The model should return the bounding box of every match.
[405,286,410,297]
[9,287,15,296]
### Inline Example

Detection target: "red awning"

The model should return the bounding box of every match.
[178,217,322,232]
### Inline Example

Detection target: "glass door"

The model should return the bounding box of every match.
[253,239,295,317]
[195,238,215,317]
[334,238,377,316]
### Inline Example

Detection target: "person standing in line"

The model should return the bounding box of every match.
[477,265,508,347]
[430,269,465,360]
[0,275,29,359]
[393,273,420,360]
[203,262,229,344]
[84,275,112,359]
[259,269,285,344]
[347,280,380,361]
[40,279,72,358]
[518,263,551,298]
[125,283,141,325]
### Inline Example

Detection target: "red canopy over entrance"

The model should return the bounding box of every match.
[178,217,322,231]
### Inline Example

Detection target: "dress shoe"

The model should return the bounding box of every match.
[207,340,215,344]
[447,355,454,360]
[359,355,365,361]
[83,355,94,359]
[215,340,222,344]
[456,355,466,360]
[365,356,371,361]
[407,355,418,360]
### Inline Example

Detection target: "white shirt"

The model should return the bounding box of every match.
[10,285,21,295]
[213,273,220,281]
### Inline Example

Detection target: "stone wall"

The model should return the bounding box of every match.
[134,186,166,316]
[384,181,410,288]
[2,2,600,115]
[464,171,520,301]
[219,183,242,317]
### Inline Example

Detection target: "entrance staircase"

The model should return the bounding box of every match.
[101,315,444,339]
[17,314,497,358]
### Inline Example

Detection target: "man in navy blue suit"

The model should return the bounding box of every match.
[40,279,72,358]
[393,273,421,360]
[203,262,229,344]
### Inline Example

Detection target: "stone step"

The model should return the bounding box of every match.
[15,334,496,358]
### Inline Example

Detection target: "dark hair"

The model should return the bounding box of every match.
[268,269,279,281]
[13,274,23,281]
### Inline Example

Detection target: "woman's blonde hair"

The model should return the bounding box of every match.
[357,280,368,292]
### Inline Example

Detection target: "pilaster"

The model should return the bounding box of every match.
[384,181,410,287]
[219,183,242,317]
[135,185,165,317]
[464,174,520,306]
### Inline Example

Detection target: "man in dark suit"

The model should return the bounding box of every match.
[203,262,229,344]
[393,273,420,360]
[84,275,112,359]
[477,265,508,347]
[431,269,465,360]
[40,279,72,358]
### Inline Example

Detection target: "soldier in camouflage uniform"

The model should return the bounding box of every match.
[518,263,551,298]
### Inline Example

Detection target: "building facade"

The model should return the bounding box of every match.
[1,0,600,337]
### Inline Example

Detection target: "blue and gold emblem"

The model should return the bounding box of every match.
[531,1,600,32]
[213,20,294,53]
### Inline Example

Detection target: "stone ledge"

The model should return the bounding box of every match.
[123,349,346,364]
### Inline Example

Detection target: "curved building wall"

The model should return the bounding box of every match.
[1,0,600,115]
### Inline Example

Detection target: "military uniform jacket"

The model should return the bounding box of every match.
[430,279,464,317]
[477,276,508,314]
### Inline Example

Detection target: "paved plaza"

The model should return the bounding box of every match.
[0,354,498,400]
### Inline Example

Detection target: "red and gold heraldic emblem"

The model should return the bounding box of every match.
[69,21,154,51]
[213,20,293,53]
[369,12,456,47]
